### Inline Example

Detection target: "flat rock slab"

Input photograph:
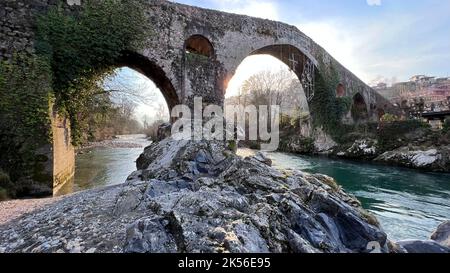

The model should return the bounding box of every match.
[397,240,450,253]
[431,221,450,248]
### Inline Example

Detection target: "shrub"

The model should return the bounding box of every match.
[279,136,314,154]
[143,120,166,141]
[380,113,400,123]
[377,119,430,151]
[443,117,450,133]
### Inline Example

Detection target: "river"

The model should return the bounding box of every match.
[56,135,152,195]
[69,135,450,241]
[267,152,450,241]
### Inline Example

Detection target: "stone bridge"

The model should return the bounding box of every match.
[1,0,394,120]
[129,0,393,121]
[0,0,396,195]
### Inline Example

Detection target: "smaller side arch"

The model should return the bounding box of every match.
[351,93,369,122]
[184,34,215,58]
[336,83,345,97]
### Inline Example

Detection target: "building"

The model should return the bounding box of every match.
[375,75,450,123]
[410,75,435,85]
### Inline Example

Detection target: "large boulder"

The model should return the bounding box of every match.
[431,220,450,248]
[157,122,172,141]
[0,138,390,253]
[396,240,450,253]
[117,138,389,253]
[374,145,450,172]
[335,139,379,160]
[313,128,337,155]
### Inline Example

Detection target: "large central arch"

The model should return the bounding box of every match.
[117,51,180,111]
[249,44,318,103]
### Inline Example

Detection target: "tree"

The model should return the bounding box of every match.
[103,68,157,106]
[237,69,309,119]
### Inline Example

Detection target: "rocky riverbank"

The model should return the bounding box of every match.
[0,197,60,226]
[374,145,450,172]
[1,138,449,253]
[0,138,392,253]
[332,140,450,172]
[279,124,450,173]
[77,140,145,151]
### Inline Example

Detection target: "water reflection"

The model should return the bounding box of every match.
[57,135,151,195]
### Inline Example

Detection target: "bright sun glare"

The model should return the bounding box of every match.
[225,55,295,98]
[107,55,299,123]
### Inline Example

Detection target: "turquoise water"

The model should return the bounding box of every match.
[267,152,450,241]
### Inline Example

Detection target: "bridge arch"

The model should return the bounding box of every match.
[117,51,180,111]
[351,92,369,122]
[226,45,315,136]
[185,35,215,58]
[241,44,318,103]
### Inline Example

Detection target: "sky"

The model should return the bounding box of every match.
[172,0,450,86]
[112,0,450,122]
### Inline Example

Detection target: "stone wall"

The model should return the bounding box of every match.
[0,0,395,115]
[51,113,75,195]
[0,0,76,197]
[0,0,80,60]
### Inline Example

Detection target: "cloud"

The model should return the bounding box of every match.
[176,0,450,85]
[295,11,438,84]
[366,0,381,6]
[211,0,279,20]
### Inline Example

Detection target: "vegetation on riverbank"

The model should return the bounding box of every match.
[310,61,352,139]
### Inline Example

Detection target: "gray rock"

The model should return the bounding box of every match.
[397,240,450,253]
[251,152,273,166]
[431,220,450,248]
[335,139,378,160]
[374,145,450,172]
[124,216,179,253]
[0,138,391,253]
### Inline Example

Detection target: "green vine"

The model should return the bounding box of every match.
[36,0,151,145]
[0,54,54,198]
[0,55,53,143]
[310,60,352,140]
[0,0,152,198]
